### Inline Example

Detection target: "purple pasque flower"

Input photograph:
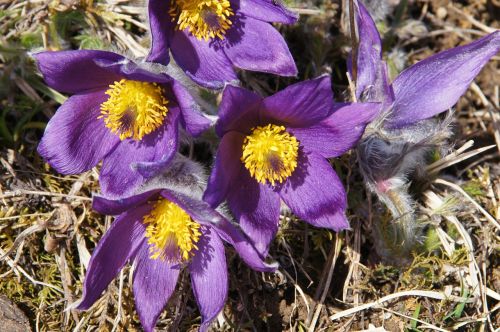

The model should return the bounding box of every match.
[33,50,211,197]
[203,76,381,254]
[77,188,276,332]
[147,0,298,89]
[351,2,499,260]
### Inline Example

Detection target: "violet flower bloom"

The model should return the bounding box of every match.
[203,76,381,254]
[78,188,276,332]
[33,50,211,197]
[147,0,298,89]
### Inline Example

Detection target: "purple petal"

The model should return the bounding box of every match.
[227,170,280,255]
[262,75,333,126]
[92,190,159,216]
[38,90,120,174]
[388,31,500,128]
[289,102,381,158]
[210,220,278,272]
[352,1,383,100]
[146,0,173,64]
[171,80,212,136]
[238,0,298,24]
[171,31,238,89]
[159,189,277,272]
[99,107,180,198]
[32,50,123,94]
[223,16,297,77]
[189,227,227,332]
[203,131,245,207]
[77,205,148,309]
[215,85,262,136]
[278,152,349,230]
[133,243,180,332]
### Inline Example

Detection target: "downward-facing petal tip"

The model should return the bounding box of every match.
[189,228,228,332]
[77,206,148,310]
[133,243,180,332]
[278,152,349,231]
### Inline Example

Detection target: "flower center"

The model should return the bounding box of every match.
[99,79,169,141]
[241,124,299,186]
[143,198,202,262]
[169,0,234,41]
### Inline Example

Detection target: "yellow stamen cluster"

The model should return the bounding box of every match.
[99,79,169,141]
[169,0,234,41]
[143,198,202,261]
[241,124,300,186]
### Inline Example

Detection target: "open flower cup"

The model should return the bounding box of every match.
[33,50,211,197]
[147,0,298,88]
[77,187,276,332]
[203,76,382,255]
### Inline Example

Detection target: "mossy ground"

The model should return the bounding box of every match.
[0,0,499,331]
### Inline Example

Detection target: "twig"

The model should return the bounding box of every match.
[342,219,362,304]
[347,71,357,103]
[307,233,342,332]
[348,0,358,83]
[329,290,475,321]
[452,317,488,330]
[470,82,500,155]
[280,237,312,323]
[73,312,92,332]
[0,247,64,293]
[0,212,52,221]
[291,8,323,15]
[426,141,496,175]
[0,189,91,201]
[55,247,80,325]
[487,287,500,301]
[381,307,448,332]
[427,140,474,171]
[279,268,311,316]
[447,5,496,34]
[434,225,455,257]
[434,179,500,231]
[0,224,45,261]
[111,270,125,332]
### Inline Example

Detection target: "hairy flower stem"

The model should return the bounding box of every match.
[373,186,421,264]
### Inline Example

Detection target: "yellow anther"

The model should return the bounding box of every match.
[241,124,300,186]
[169,0,234,41]
[99,79,168,141]
[143,198,202,262]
